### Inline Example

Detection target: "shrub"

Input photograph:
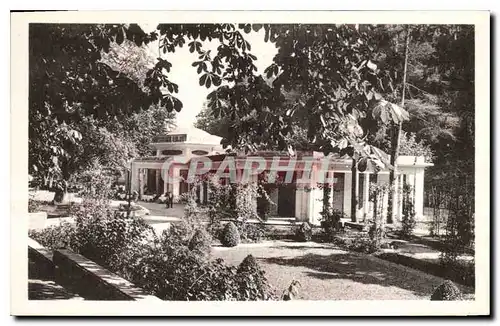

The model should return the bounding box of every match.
[236,221,267,243]
[369,183,388,248]
[332,233,378,254]
[117,235,275,301]
[430,280,463,301]
[294,222,312,242]
[206,221,224,240]
[400,184,417,239]
[236,254,275,300]
[237,254,260,274]
[29,197,278,301]
[320,209,345,240]
[74,215,152,267]
[220,222,240,247]
[188,228,212,258]
[28,194,41,213]
[29,222,77,249]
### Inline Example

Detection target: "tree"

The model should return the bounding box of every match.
[194,102,230,139]
[29,24,178,200]
[30,23,426,207]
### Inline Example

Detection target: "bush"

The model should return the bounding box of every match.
[400,184,417,239]
[206,221,224,240]
[236,254,275,300]
[28,195,41,213]
[220,222,240,247]
[188,228,212,258]
[320,209,345,240]
[29,197,277,301]
[294,222,312,242]
[430,280,463,301]
[236,221,267,243]
[29,222,77,249]
[237,254,260,274]
[116,235,274,301]
[332,233,379,254]
[75,215,153,267]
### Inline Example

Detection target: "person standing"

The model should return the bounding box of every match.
[167,191,174,208]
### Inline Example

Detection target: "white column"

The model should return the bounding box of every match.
[172,167,180,200]
[343,172,352,217]
[130,163,138,192]
[307,185,323,226]
[414,169,425,218]
[199,182,204,203]
[363,172,370,220]
[155,169,160,195]
[139,168,144,197]
[354,171,360,221]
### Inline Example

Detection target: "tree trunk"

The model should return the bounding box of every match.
[387,26,411,224]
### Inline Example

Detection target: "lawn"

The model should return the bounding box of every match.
[211,240,474,300]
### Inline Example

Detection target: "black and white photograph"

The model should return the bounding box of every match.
[10,10,490,316]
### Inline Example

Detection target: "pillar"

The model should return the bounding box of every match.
[130,163,138,193]
[351,159,359,222]
[163,170,168,195]
[155,169,160,195]
[172,167,180,201]
[363,172,370,220]
[307,185,323,226]
[139,168,144,197]
[343,172,352,217]
[414,169,425,218]
[295,186,305,221]
[199,182,204,203]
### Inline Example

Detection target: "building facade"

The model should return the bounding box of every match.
[131,127,433,225]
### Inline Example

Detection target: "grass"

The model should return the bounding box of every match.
[211,241,474,300]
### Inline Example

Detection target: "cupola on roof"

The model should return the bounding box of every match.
[153,126,222,145]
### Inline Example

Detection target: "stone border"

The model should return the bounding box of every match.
[28,238,55,278]
[28,237,160,301]
[53,249,161,301]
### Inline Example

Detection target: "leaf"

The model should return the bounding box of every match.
[252,24,263,32]
[366,60,377,71]
[319,115,327,127]
[338,138,348,149]
[199,74,207,86]
[357,157,368,172]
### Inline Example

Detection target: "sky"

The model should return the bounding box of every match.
[141,24,278,127]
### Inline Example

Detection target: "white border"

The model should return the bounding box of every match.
[10,10,490,316]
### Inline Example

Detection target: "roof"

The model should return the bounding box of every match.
[153,126,223,145]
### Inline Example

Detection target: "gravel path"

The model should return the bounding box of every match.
[212,241,474,300]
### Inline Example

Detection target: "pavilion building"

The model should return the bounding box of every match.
[131,126,433,225]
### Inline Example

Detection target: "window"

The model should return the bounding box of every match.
[162,149,183,156]
[154,134,187,143]
[192,150,209,156]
